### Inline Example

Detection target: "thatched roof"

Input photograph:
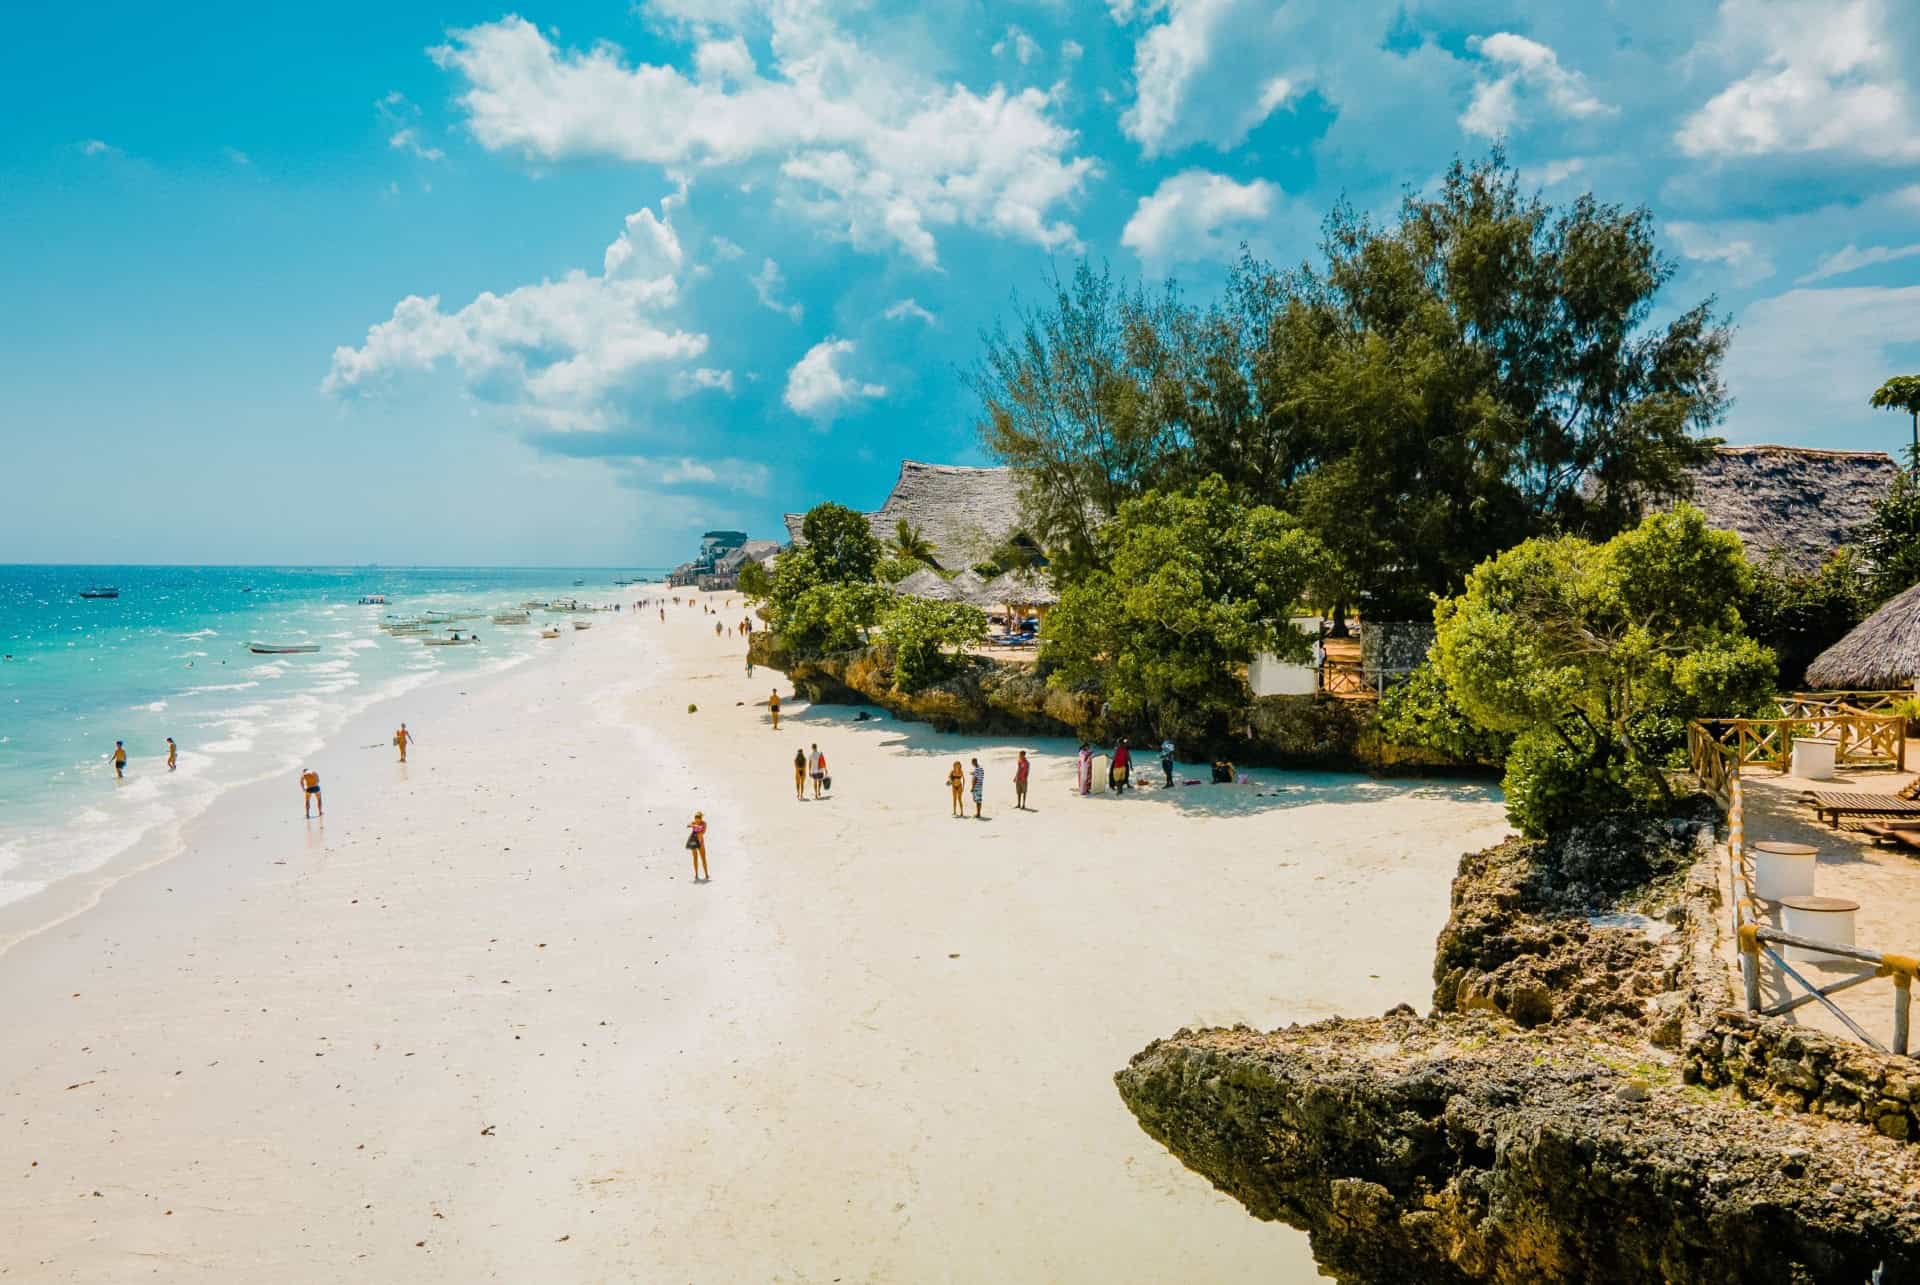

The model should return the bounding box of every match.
[976,569,1058,609]
[893,567,967,602]
[1684,445,1897,573]
[1805,580,1920,689]
[784,461,1025,569]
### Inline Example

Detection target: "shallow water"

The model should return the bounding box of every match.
[0,565,661,907]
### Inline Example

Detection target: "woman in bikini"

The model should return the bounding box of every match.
[794,748,808,801]
[686,811,709,882]
[947,761,965,817]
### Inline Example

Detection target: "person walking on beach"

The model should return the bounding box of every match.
[768,688,782,730]
[300,767,323,817]
[746,654,755,679]
[794,747,808,801]
[1159,736,1176,787]
[394,723,415,763]
[166,737,177,772]
[1076,743,1092,795]
[1013,750,1030,810]
[686,811,709,882]
[947,761,966,817]
[810,743,828,799]
[112,741,127,779]
[970,758,986,819]
[1110,738,1132,792]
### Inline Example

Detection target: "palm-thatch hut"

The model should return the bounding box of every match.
[784,461,1029,571]
[977,569,1058,620]
[1683,445,1898,573]
[893,567,968,602]
[1804,582,1920,690]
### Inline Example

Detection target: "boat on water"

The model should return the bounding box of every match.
[358,594,388,605]
[572,620,592,630]
[572,579,586,586]
[541,628,561,639]
[423,631,477,647]
[521,600,551,610]
[78,586,120,599]
[249,642,320,655]
[491,611,531,625]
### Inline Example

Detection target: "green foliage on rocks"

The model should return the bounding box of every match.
[879,596,987,692]
[1741,550,1873,690]
[1041,477,1327,733]
[1375,661,1512,766]
[1434,504,1775,836]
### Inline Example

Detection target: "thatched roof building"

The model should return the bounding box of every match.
[784,461,1026,570]
[1805,581,1920,690]
[893,567,968,602]
[976,569,1058,610]
[1684,445,1897,573]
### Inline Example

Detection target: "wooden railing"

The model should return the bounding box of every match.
[1688,721,1740,808]
[1783,690,1912,717]
[1691,712,1905,773]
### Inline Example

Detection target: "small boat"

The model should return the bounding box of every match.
[572,579,585,586]
[249,642,320,655]
[492,611,531,625]
[358,594,388,605]
[541,628,561,640]
[423,631,477,647]
[572,620,592,631]
[79,586,120,599]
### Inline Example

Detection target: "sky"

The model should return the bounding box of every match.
[4,0,1920,566]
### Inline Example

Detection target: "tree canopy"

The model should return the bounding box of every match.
[1041,477,1327,731]
[1433,504,1774,835]
[800,502,883,584]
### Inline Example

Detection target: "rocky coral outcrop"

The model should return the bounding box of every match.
[1690,1012,1920,1141]
[1117,1016,1920,1284]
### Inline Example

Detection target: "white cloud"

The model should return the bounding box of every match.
[750,257,803,321]
[710,235,746,260]
[992,25,1041,65]
[325,201,706,426]
[672,367,736,396]
[1799,243,1920,284]
[884,298,936,325]
[223,146,251,166]
[1062,39,1085,63]
[1678,0,1920,162]
[1121,169,1277,265]
[388,128,446,162]
[657,455,771,493]
[432,14,1095,267]
[1461,33,1612,138]
[783,338,885,419]
[1666,219,1775,285]
[1526,157,1587,188]
[378,91,445,161]
[80,139,116,157]
[1724,285,1920,444]
[1119,0,1307,154]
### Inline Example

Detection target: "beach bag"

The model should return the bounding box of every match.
[824,775,832,791]
[685,832,700,850]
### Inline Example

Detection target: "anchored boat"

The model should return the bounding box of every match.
[79,586,120,599]
[249,642,320,655]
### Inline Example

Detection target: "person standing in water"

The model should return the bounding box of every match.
[947,761,966,817]
[969,758,986,819]
[166,737,177,772]
[810,743,828,799]
[794,747,808,801]
[686,811,709,882]
[300,767,323,817]
[112,741,127,779]
[394,723,415,763]
[1013,750,1031,810]
[768,688,782,731]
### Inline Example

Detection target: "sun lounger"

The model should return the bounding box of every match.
[1805,786,1920,827]
[1864,822,1920,852]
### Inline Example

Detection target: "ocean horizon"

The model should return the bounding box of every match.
[0,564,666,909]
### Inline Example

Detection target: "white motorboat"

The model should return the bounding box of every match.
[249,642,320,655]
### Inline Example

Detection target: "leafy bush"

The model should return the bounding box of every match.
[782,582,895,656]
[1375,662,1511,765]
[1741,550,1871,689]
[880,596,987,691]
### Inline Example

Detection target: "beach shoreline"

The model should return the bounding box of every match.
[1,588,1510,1281]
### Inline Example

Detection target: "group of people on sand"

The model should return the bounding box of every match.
[291,723,417,820]
[793,744,830,800]
[1073,736,1179,794]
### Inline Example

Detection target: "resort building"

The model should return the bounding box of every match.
[1683,444,1898,572]
[668,529,777,590]
[784,461,1038,574]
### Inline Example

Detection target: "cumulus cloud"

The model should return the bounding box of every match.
[1723,284,1920,442]
[672,367,736,396]
[79,139,117,157]
[1797,243,1920,284]
[884,298,936,325]
[1461,33,1612,138]
[783,338,886,419]
[324,201,706,427]
[751,258,803,321]
[992,25,1041,65]
[1666,219,1775,285]
[1678,0,1920,163]
[1121,169,1277,265]
[1118,0,1309,154]
[431,13,1095,267]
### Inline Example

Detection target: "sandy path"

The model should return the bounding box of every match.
[0,591,1509,1281]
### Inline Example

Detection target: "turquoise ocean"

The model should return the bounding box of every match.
[0,566,661,909]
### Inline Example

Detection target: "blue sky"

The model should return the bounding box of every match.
[5,0,1920,566]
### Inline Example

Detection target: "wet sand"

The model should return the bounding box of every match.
[0,588,1509,1281]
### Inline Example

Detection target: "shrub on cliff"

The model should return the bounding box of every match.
[1374,661,1511,766]
[879,596,987,692]
[781,581,895,656]
[1042,478,1327,734]
[1434,504,1775,836]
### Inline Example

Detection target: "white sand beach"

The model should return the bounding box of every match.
[0,589,1510,1282]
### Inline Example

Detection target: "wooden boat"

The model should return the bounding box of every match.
[491,611,531,625]
[249,642,319,655]
[357,594,387,605]
[572,620,592,630]
[541,628,561,639]
[79,586,120,599]
[423,635,476,647]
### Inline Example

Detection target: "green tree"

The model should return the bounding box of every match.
[970,260,1190,577]
[1375,661,1513,766]
[1861,463,1920,603]
[1042,478,1328,732]
[1870,376,1920,469]
[800,502,882,584]
[1433,504,1775,836]
[1741,551,1872,689]
[736,557,773,600]
[781,581,895,656]
[889,519,938,567]
[880,596,987,691]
